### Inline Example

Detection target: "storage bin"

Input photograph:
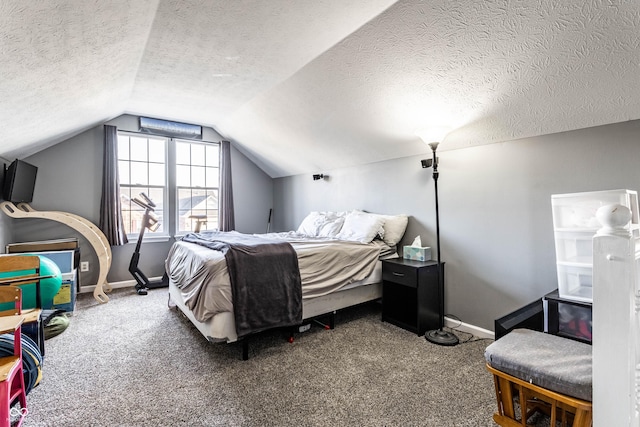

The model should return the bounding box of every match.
[557,264,592,303]
[553,231,593,265]
[543,290,592,344]
[551,189,639,304]
[557,302,592,343]
[52,278,76,313]
[551,189,639,231]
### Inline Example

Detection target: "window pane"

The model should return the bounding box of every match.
[130,187,148,211]
[148,138,165,163]
[206,189,219,212]
[120,187,132,211]
[130,137,148,161]
[177,187,192,233]
[130,161,148,185]
[202,188,219,232]
[117,135,130,160]
[191,144,205,166]
[129,187,147,235]
[178,188,192,209]
[176,142,191,165]
[176,188,219,233]
[148,163,165,186]
[126,187,162,233]
[205,145,219,167]
[122,211,132,235]
[191,188,208,208]
[145,190,164,234]
[191,166,206,187]
[206,167,219,187]
[147,188,164,207]
[176,165,190,187]
[118,161,130,185]
[118,132,168,237]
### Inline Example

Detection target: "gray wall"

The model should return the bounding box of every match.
[3,114,272,286]
[231,144,274,234]
[274,120,640,331]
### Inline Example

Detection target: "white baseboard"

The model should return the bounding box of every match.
[79,277,164,294]
[445,316,495,340]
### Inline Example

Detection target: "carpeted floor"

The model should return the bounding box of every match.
[25,287,503,426]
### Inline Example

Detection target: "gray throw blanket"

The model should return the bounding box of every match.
[182,231,302,338]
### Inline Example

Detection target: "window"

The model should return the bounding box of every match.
[175,140,219,233]
[117,132,220,238]
[118,133,167,236]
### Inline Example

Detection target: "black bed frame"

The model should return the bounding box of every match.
[239,311,337,360]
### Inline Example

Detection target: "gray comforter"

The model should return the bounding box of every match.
[182,231,302,338]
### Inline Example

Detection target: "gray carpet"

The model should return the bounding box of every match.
[25,288,502,426]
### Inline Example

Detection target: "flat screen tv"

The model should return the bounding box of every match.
[3,159,38,203]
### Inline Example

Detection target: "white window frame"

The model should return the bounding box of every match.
[174,139,220,236]
[117,131,169,241]
[117,131,221,241]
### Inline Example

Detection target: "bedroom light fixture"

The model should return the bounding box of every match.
[415,127,451,146]
[419,130,459,347]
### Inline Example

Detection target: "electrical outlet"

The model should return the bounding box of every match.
[80,261,89,272]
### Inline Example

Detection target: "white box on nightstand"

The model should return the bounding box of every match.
[403,246,431,262]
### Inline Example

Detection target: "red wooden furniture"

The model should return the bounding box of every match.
[0,287,27,427]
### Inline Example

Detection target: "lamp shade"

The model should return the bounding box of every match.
[415,127,452,145]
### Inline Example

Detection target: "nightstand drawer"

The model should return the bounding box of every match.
[382,263,418,287]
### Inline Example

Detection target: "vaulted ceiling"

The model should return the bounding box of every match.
[2,1,639,177]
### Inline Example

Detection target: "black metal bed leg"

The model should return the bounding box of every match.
[242,338,249,361]
[311,311,336,330]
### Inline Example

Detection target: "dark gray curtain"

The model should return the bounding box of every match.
[219,140,235,231]
[99,125,128,245]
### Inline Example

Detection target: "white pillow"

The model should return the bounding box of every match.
[317,213,346,237]
[375,214,409,246]
[336,210,386,243]
[297,212,326,236]
[297,211,347,237]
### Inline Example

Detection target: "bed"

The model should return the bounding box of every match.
[166,210,408,359]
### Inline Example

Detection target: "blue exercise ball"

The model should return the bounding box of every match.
[0,255,63,310]
[30,256,63,309]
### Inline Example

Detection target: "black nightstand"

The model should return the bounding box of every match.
[381,258,442,336]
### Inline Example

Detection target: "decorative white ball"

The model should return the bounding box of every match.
[596,204,632,229]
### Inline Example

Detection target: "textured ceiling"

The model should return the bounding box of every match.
[1,1,639,177]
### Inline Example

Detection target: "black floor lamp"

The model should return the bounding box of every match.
[420,139,459,346]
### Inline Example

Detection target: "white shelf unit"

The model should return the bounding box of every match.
[551,189,639,303]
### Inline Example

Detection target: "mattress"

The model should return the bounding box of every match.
[168,266,382,343]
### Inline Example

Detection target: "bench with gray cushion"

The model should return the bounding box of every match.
[484,328,592,426]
